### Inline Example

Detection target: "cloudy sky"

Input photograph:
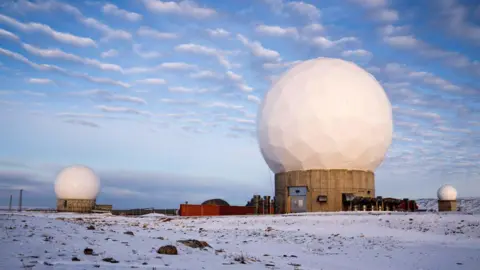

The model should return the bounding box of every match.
[0,0,479,209]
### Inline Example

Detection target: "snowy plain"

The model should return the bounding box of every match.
[1,210,479,270]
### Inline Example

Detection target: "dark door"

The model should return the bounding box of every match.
[290,195,307,213]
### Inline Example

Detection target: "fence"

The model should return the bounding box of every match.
[179,204,256,216]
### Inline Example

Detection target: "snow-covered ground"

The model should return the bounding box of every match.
[417,198,480,214]
[1,212,479,270]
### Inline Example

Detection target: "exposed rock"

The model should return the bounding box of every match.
[84,248,93,255]
[87,225,95,230]
[71,257,80,262]
[177,239,211,249]
[124,231,134,236]
[102,257,119,263]
[157,245,178,255]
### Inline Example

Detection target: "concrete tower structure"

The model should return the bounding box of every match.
[437,184,457,212]
[55,165,100,213]
[257,58,393,213]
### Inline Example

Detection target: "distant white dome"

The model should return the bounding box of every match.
[54,165,100,200]
[257,57,393,174]
[437,184,457,201]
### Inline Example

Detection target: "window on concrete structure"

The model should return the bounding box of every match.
[64,200,67,208]
[367,190,371,195]
[317,195,327,202]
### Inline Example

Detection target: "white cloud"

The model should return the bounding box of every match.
[141,0,217,19]
[286,2,320,20]
[341,49,372,58]
[237,34,281,62]
[102,3,142,22]
[264,0,321,21]
[21,90,46,97]
[350,0,387,8]
[225,71,253,92]
[255,24,299,39]
[0,28,19,41]
[159,62,197,70]
[137,26,178,39]
[206,28,230,38]
[375,9,399,22]
[160,98,198,105]
[226,71,242,82]
[383,35,419,48]
[175,43,232,68]
[168,86,195,93]
[28,78,53,84]
[1,31,124,72]
[0,47,130,88]
[101,49,118,58]
[349,0,398,22]
[437,0,480,44]
[102,187,146,197]
[22,43,124,73]
[393,106,442,120]
[204,102,244,110]
[123,62,197,74]
[303,23,324,33]
[69,89,147,105]
[382,62,471,93]
[64,119,99,128]
[57,112,106,119]
[10,0,132,41]
[96,105,151,115]
[0,14,96,47]
[132,44,162,59]
[263,60,301,70]
[189,70,222,80]
[238,84,254,92]
[247,95,261,104]
[312,36,358,49]
[381,29,480,75]
[136,78,167,85]
[378,24,409,36]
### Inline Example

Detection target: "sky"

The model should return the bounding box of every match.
[0,0,479,209]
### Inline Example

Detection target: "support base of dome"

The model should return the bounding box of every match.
[274,169,375,213]
[56,199,96,213]
[438,200,457,212]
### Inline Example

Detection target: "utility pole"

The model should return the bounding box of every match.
[8,195,12,211]
[18,189,23,212]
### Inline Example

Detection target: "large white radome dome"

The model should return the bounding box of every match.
[257,57,393,174]
[437,184,457,201]
[54,165,100,200]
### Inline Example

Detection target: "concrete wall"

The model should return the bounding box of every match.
[275,169,375,213]
[56,199,96,213]
[438,200,457,212]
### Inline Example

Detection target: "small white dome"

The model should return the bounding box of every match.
[437,184,457,201]
[54,165,100,200]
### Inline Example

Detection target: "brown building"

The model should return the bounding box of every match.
[438,200,457,212]
[275,169,374,213]
[56,199,96,213]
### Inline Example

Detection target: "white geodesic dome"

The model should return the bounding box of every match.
[437,184,457,201]
[54,165,100,200]
[257,57,393,174]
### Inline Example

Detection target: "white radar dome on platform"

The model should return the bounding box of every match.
[257,57,393,174]
[54,165,100,200]
[437,184,457,201]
